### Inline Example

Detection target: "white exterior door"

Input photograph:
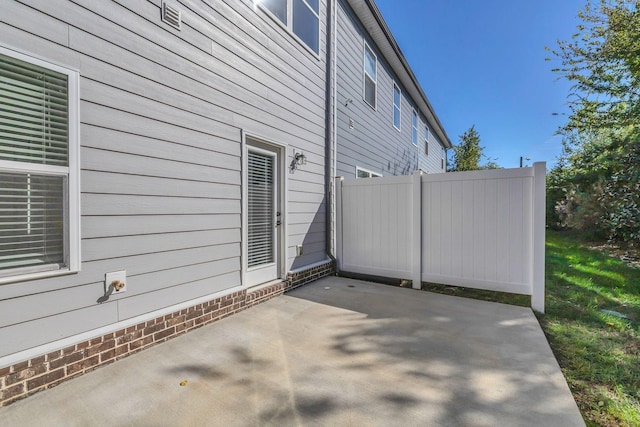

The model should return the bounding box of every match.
[245,143,281,286]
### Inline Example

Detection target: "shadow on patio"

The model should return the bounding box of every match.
[0,276,583,427]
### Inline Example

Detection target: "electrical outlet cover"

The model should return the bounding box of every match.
[105,270,127,294]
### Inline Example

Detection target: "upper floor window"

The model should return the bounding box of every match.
[424,125,429,155]
[261,0,320,54]
[412,110,418,145]
[393,83,401,130]
[363,42,377,109]
[0,47,80,284]
[442,147,446,169]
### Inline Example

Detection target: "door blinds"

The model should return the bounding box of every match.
[247,151,274,268]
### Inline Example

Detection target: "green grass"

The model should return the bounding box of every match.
[423,230,640,426]
[542,230,639,427]
[421,282,531,307]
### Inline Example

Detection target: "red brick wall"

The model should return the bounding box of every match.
[0,261,335,407]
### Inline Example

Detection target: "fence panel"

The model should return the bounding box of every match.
[337,175,413,279]
[421,168,533,295]
[336,163,545,312]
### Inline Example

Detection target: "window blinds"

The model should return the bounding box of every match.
[0,173,64,271]
[0,54,69,166]
[0,53,68,273]
[247,151,274,268]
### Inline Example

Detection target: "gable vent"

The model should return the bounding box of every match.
[161,2,181,30]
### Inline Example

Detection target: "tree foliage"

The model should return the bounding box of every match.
[547,130,618,235]
[448,126,499,171]
[450,126,481,171]
[548,128,640,245]
[548,0,640,131]
[599,134,640,243]
[548,0,640,246]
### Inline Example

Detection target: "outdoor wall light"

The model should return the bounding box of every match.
[295,152,307,165]
[290,151,307,172]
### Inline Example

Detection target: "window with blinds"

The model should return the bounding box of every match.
[393,83,401,130]
[247,151,275,268]
[0,54,69,166]
[363,43,377,109]
[412,110,418,146]
[0,173,64,271]
[0,48,78,280]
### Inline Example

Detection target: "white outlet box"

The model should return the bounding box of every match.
[296,245,303,256]
[105,270,127,294]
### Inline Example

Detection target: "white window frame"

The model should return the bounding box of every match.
[411,109,418,146]
[257,0,321,57]
[363,41,377,110]
[355,166,382,179]
[0,46,80,285]
[424,125,429,155]
[392,83,401,131]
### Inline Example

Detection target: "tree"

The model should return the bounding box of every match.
[480,160,501,170]
[548,0,640,131]
[449,125,483,171]
[599,132,640,244]
[547,0,640,246]
[548,126,640,245]
[448,126,500,171]
[546,129,618,236]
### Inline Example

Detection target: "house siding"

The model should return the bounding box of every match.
[0,259,335,407]
[0,0,328,361]
[419,130,446,173]
[335,0,445,178]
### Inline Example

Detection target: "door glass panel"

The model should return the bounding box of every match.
[248,151,274,268]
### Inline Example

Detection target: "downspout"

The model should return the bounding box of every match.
[332,0,338,199]
[325,0,338,266]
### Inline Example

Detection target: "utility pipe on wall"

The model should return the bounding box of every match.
[325,0,338,264]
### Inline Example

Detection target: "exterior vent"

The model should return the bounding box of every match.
[161,2,181,30]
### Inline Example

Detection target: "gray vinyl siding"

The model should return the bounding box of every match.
[0,0,327,358]
[420,131,447,173]
[335,0,444,178]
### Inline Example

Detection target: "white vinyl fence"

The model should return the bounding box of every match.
[336,163,546,312]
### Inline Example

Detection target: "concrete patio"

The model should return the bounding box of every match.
[0,276,584,426]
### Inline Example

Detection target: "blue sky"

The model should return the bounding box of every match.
[374,0,586,168]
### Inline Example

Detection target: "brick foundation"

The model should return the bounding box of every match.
[0,260,335,407]
[286,259,336,288]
